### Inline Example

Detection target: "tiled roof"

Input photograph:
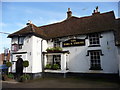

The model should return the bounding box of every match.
[8,11,119,44]
[8,24,47,39]
[40,11,116,39]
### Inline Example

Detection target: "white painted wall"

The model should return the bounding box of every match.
[117,47,120,76]
[11,35,33,73]
[10,35,48,73]
[31,36,41,73]
[48,31,119,74]
[10,31,119,74]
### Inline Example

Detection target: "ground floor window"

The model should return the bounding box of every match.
[89,51,102,70]
[46,55,61,70]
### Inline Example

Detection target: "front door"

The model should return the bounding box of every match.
[16,57,23,77]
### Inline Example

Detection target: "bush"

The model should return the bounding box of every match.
[6,62,12,67]
[54,47,63,51]
[20,74,31,81]
[46,47,62,52]
[23,61,29,67]
[7,73,14,79]
[52,64,60,70]
[45,64,52,69]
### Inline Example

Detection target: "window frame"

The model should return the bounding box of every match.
[88,33,101,46]
[18,36,25,49]
[47,55,61,69]
[54,39,60,47]
[86,50,103,70]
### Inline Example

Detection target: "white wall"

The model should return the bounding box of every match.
[48,31,119,74]
[117,47,120,76]
[11,31,119,74]
[11,35,48,74]
[11,35,33,73]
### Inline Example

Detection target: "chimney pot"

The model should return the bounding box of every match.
[26,20,32,25]
[67,8,72,19]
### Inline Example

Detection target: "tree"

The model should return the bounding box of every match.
[23,60,29,75]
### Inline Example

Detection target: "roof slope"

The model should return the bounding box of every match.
[39,11,116,39]
[8,24,47,38]
[8,11,117,42]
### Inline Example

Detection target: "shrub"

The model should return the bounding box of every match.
[7,73,14,79]
[54,47,63,51]
[23,61,29,67]
[46,47,62,52]
[20,74,31,81]
[45,64,52,69]
[52,64,60,70]
[6,62,12,67]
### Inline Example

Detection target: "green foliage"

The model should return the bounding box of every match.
[20,74,31,81]
[46,47,63,52]
[52,64,60,70]
[54,47,63,51]
[7,73,14,79]
[45,64,52,69]
[23,61,29,67]
[6,62,12,67]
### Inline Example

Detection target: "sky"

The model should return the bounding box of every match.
[0,2,119,53]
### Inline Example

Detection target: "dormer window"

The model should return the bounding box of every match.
[88,33,100,46]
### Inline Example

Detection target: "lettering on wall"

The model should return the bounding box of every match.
[62,39,85,47]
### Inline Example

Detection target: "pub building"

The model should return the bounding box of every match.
[8,7,120,78]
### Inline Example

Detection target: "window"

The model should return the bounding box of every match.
[89,33,100,46]
[89,51,102,70]
[18,37,25,49]
[47,55,61,69]
[18,37,25,45]
[53,55,61,67]
[54,39,60,47]
[11,44,19,52]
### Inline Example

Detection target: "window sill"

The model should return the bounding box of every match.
[88,45,101,47]
[89,67,103,70]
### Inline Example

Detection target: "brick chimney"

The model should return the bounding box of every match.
[67,8,72,19]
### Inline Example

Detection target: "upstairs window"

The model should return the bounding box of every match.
[89,33,100,46]
[18,37,25,49]
[18,37,25,45]
[11,44,19,52]
[54,39,60,47]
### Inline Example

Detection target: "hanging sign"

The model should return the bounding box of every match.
[62,39,85,47]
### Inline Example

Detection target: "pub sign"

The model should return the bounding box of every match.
[62,39,85,47]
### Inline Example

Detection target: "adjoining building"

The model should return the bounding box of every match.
[8,7,120,77]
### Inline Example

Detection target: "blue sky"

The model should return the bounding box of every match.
[0,2,119,53]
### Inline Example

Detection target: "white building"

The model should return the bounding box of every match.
[8,8,120,77]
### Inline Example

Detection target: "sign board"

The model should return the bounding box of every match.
[62,39,85,47]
